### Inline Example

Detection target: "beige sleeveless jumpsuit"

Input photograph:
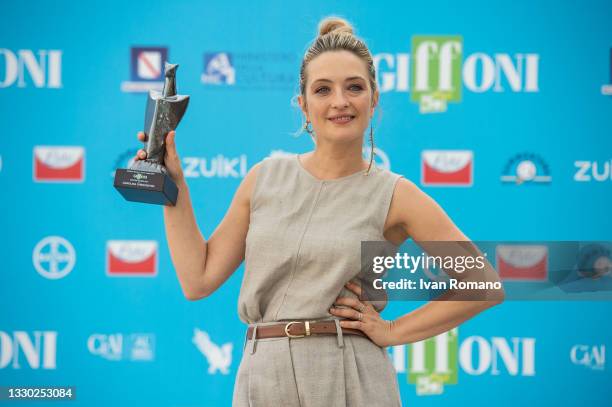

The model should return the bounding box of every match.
[232,154,403,406]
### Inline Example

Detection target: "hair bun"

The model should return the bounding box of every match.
[318,16,354,37]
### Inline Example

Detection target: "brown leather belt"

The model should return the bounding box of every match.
[246,320,366,340]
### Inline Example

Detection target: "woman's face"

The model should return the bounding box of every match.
[299,50,378,145]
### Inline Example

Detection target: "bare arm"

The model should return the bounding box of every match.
[383,178,504,345]
[134,130,259,301]
[164,163,260,301]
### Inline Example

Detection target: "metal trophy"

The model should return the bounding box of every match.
[114,62,189,206]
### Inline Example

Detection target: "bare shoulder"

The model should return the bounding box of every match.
[234,161,263,207]
[384,177,467,243]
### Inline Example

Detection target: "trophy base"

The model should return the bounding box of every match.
[114,169,178,206]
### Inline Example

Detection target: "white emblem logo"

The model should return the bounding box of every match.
[32,236,76,280]
[192,328,232,375]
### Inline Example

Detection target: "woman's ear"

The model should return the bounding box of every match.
[298,94,308,120]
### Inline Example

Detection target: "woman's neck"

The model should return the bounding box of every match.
[301,146,368,179]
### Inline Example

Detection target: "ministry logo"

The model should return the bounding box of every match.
[201,53,235,85]
[200,51,296,90]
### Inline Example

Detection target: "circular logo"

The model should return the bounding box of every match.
[32,236,76,280]
[576,244,612,279]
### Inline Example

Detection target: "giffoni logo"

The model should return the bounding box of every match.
[411,36,463,114]
[375,36,540,113]
[407,328,458,395]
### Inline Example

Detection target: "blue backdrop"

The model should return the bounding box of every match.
[1,0,611,405]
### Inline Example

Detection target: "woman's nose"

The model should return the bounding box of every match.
[331,91,349,109]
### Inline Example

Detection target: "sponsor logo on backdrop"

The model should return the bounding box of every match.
[602,49,612,95]
[106,240,157,277]
[0,49,62,88]
[570,345,605,370]
[87,333,155,362]
[192,328,232,375]
[183,155,248,178]
[373,37,539,113]
[407,328,458,395]
[110,148,139,178]
[501,153,551,185]
[421,150,473,186]
[200,51,296,90]
[576,244,612,279]
[32,236,76,280]
[389,330,536,395]
[201,53,236,85]
[121,47,168,93]
[459,336,536,376]
[574,160,611,182]
[0,331,57,369]
[496,245,548,281]
[33,146,85,182]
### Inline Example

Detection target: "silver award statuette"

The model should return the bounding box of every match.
[114,62,190,206]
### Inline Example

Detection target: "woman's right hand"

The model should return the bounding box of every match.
[135,130,185,183]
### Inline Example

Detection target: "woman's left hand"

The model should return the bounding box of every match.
[329,281,398,347]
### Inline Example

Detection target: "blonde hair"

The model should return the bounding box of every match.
[298,16,379,175]
[300,16,377,101]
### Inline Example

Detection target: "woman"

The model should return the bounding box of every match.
[135,16,503,407]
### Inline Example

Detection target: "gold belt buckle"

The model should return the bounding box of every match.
[284,321,311,338]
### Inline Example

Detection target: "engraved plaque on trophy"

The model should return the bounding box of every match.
[114,62,189,206]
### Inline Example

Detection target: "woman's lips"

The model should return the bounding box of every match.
[328,115,355,124]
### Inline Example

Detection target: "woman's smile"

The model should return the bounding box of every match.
[328,114,356,125]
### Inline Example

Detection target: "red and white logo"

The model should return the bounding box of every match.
[496,245,548,281]
[106,240,157,277]
[137,51,162,79]
[33,146,85,182]
[421,150,473,186]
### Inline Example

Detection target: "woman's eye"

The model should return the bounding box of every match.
[349,84,363,91]
[315,86,330,94]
